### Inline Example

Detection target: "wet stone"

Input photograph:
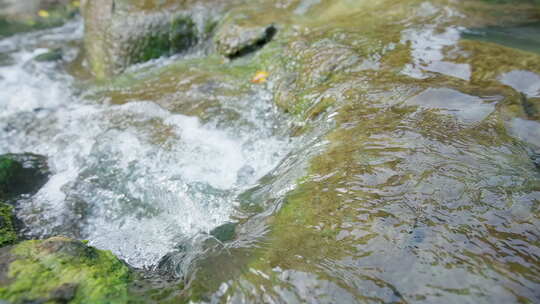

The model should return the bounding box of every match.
[83,0,224,78]
[34,48,63,62]
[210,222,237,242]
[215,12,277,59]
[533,153,540,169]
[0,153,49,202]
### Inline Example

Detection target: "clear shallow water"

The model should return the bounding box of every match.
[174,2,540,303]
[0,20,292,268]
[2,1,540,302]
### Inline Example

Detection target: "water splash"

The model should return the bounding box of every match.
[0,21,292,268]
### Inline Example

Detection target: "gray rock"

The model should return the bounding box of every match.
[83,0,226,79]
[214,11,277,58]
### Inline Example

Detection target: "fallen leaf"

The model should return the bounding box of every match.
[38,10,50,18]
[251,71,269,84]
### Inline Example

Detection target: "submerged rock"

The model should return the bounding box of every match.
[34,48,64,62]
[0,236,133,303]
[176,0,540,303]
[0,153,49,202]
[5,0,540,302]
[210,222,237,242]
[533,153,540,169]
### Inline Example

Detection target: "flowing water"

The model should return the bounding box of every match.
[0,19,293,268]
[1,1,540,303]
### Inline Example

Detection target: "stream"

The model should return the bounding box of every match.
[1,1,540,303]
[0,19,293,268]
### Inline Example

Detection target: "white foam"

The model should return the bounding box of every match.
[0,22,291,268]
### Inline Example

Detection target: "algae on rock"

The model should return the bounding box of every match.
[7,0,538,302]
[0,237,133,304]
[0,203,17,247]
[172,0,540,302]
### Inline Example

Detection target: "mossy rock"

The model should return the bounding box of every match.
[83,0,227,79]
[0,237,133,304]
[0,202,17,248]
[0,153,49,202]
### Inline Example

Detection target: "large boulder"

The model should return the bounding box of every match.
[83,0,228,79]
[0,237,133,303]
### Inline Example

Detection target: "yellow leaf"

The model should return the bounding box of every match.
[72,1,81,7]
[251,71,269,84]
[38,10,50,18]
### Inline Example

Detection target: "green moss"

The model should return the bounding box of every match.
[0,157,20,199]
[132,16,198,64]
[100,54,264,117]
[0,203,17,247]
[71,0,540,301]
[177,0,540,301]
[170,16,198,53]
[0,237,133,304]
[133,15,198,65]
[140,33,171,63]
[0,157,17,182]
